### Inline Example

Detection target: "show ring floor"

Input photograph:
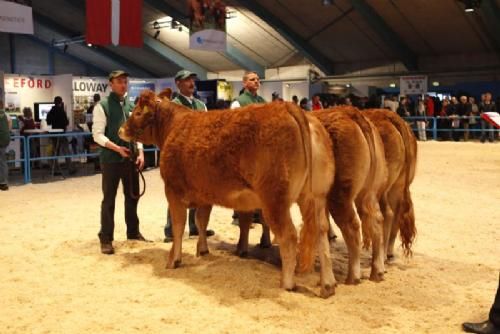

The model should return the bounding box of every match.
[0,141,499,334]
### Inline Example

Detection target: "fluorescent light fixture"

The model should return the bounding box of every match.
[432,81,440,87]
[389,83,396,88]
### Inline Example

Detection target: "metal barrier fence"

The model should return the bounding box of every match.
[402,116,499,140]
[6,118,497,184]
[9,132,159,184]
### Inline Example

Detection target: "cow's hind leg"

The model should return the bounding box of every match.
[263,205,297,291]
[195,205,213,257]
[356,192,385,282]
[166,196,187,269]
[236,211,253,258]
[329,198,362,285]
[298,195,336,298]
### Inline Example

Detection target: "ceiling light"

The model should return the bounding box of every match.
[153,21,160,30]
[87,43,92,47]
[461,0,481,13]
[346,83,351,88]
[322,0,333,5]
[389,83,396,88]
[432,81,440,87]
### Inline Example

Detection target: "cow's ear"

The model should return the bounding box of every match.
[138,89,157,111]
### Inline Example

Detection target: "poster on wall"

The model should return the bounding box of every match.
[72,77,110,125]
[188,0,227,51]
[128,79,156,104]
[400,75,428,95]
[3,74,54,116]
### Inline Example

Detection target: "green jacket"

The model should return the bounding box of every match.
[99,92,135,164]
[0,110,10,148]
[172,94,206,111]
[236,90,266,107]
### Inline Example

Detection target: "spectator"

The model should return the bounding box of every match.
[416,98,427,141]
[448,96,461,141]
[457,95,472,141]
[292,95,299,105]
[19,107,36,135]
[438,99,451,141]
[0,101,12,191]
[46,96,76,175]
[344,97,352,106]
[397,97,410,117]
[469,97,479,139]
[425,95,435,117]
[300,97,310,111]
[311,94,323,110]
[86,93,100,132]
[479,92,496,143]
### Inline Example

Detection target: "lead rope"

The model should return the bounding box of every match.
[129,141,146,200]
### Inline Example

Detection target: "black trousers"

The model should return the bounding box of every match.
[490,274,500,328]
[164,208,197,237]
[98,161,140,243]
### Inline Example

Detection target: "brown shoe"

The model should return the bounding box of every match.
[100,242,114,255]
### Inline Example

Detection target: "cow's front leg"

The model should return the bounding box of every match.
[195,205,213,257]
[236,211,253,258]
[166,198,187,269]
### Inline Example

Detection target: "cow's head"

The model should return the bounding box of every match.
[119,89,159,145]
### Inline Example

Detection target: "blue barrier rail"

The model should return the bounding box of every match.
[402,116,498,140]
[6,118,496,184]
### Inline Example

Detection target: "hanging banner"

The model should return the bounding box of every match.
[400,75,428,95]
[188,0,227,51]
[0,0,34,34]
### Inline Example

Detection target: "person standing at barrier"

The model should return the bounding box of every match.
[46,96,76,175]
[92,70,149,255]
[479,92,496,143]
[229,71,266,227]
[0,101,12,191]
[163,70,216,243]
[416,97,427,141]
[457,96,472,142]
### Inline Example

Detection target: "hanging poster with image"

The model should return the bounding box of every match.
[400,75,428,95]
[188,0,227,51]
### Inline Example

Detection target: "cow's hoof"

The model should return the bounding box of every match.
[284,284,297,292]
[198,250,209,257]
[166,260,181,269]
[345,277,361,285]
[320,284,336,298]
[237,250,248,258]
[369,271,384,282]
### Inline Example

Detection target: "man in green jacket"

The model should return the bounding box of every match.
[163,70,215,242]
[230,71,267,230]
[0,100,12,191]
[92,70,149,254]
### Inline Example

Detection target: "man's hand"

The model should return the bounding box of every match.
[116,146,130,158]
[136,150,145,171]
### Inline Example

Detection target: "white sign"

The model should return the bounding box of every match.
[0,0,34,34]
[400,75,428,95]
[190,29,226,52]
[72,77,110,112]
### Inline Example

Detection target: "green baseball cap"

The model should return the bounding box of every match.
[175,70,197,81]
[108,70,130,81]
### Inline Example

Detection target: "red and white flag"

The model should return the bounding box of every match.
[86,0,143,47]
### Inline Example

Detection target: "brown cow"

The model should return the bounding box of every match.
[363,109,417,259]
[119,90,336,297]
[312,107,388,283]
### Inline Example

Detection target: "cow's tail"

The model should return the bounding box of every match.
[284,103,316,273]
[389,113,417,256]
